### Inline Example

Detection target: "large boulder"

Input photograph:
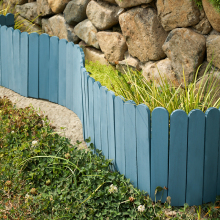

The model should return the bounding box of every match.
[157,0,200,31]
[74,19,99,49]
[37,0,54,17]
[202,0,220,32]
[115,0,153,8]
[42,18,53,36]
[48,0,71,14]
[142,58,179,87]
[206,35,220,69]
[42,15,80,43]
[96,32,127,64]
[79,41,108,65]
[119,7,168,62]
[64,0,90,26]
[15,2,41,25]
[162,28,206,85]
[192,9,212,35]
[86,0,121,30]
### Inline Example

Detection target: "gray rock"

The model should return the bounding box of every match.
[17,15,41,33]
[42,15,80,43]
[37,0,54,17]
[119,7,168,62]
[48,0,71,14]
[206,35,220,69]
[74,19,99,49]
[96,31,127,63]
[86,0,121,30]
[157,0,201,31]
[142,58,180,87]
[115,0,153,8]
[162,28,206,85]
[79,41,108,65]
[15,2,41,25]
[64,0,90,26]
[192,9,212,35]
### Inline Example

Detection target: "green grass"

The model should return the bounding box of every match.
[194,0,220,12]
[0,96,219,219]
[85,60,220,114]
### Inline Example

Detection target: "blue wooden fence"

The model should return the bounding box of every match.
[0,15,220,206]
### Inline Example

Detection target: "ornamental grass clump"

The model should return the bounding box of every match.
[86,60,220,114]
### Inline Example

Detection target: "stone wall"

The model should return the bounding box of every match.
[6,0,220,86]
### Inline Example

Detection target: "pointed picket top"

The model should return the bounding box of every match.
[136,103,151,194]
[169,109,188,206]
[186,109,205,206]
[151,107,169,203]
[203,107,220,203]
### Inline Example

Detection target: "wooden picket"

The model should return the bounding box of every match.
[168,110,188,206]
[100,86,109,158]
[203,108,220,203]
[107,91,116,165]
[66,42,74,110]
[88,77,95,146]
[1,26,7,88]
[93,81,101,151]
[136,104,151,194]
[28,33,39,98]
[151,107,169,203]
[5,13,14,28]
[39,34,50,100]
[115,96,125,174]
[7,28,13,91]
[1,16,220,206]
[49,36,59,104]
[20,32,28,97]
[124,100,137,187]
[13,29,20,94]
[58,39,67,106]
[186,109,205,206]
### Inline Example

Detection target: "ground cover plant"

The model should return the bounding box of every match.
[194,0,220,12]
[85,60,220,114]
[0,96,219,219]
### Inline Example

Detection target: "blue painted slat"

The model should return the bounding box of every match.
[218,107,220,196]
[168,110,188,206]
[1,26,7,88]
[39,33,50,100]
[203,107,220,203]
[136,104,151,194]
[20,32,28,97]
[81,67,86,139]
[0,15,6,26]
[124,100,137,187]
[151,107,169,203]
[107,91,116,166]
[5,13,14,28]
[13,29,20,94]
[49,36,59,103]
[7,27,13,90]
[66,42,74,110]
[81,68,90,141]
[186,109,205,206]
[115,96,125,174]
[88,77,95,147]
[73,45,83,120]
[58,39,67,106]
[28,32,39,98]
[100,86,108,158]
[93,81,101,151]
